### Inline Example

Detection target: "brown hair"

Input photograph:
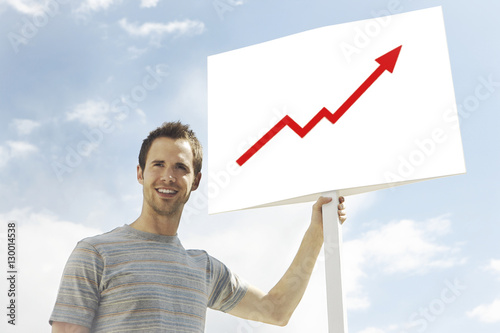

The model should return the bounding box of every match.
[138,121,203,175]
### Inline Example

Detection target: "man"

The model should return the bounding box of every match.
[50,121,346,332]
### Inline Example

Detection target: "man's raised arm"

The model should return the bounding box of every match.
[228,196,346,326]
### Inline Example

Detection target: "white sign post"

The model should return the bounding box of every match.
[322,190,348,332]
[207,6,466,332]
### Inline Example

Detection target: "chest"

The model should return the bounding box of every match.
[98,243,211,308]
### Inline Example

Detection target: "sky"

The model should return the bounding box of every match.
[0,0,499,332]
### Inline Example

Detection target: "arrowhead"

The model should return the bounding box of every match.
[375,45,402,73]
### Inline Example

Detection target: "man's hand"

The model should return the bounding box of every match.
[310,196,347,243]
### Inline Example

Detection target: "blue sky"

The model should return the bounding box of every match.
[0,0,499,332]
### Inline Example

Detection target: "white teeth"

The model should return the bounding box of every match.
[158,189,176,194]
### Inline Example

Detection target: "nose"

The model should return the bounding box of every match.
[161,167,176,183]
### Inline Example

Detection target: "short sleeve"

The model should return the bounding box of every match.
[49,241,104,328]
[207,256,248,312]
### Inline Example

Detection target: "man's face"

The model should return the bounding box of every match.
[137,137,201,218]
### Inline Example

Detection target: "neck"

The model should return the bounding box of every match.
[131,210,181,236]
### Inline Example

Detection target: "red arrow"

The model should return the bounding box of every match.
[236,45,402,166]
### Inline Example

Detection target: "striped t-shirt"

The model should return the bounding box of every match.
[49,225,248,332]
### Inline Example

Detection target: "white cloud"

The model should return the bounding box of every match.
[0,208,103,332]
[359,216,461,274]
[342,239,371,310]
[118,18,205,38]
[467,299,500,323]
[6,140,38,157]
[76,0,118,13]
[66,99,112,127]
[0,146,9,168]
[357,324,403,333]
[0,141,38,168]
[163,65,207,120]
[358,328,386,333]
[217,0,245,6]
[140,0,159,8]
[340,215,464,310]
[135,108,147,123]
[486,259,500,277]
[1,0,50,15]
[127,45,148,59]
[466,259,500,324]
[10,118,41,135]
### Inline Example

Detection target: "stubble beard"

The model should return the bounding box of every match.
[147,187,192,218]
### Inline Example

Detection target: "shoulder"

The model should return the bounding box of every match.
[185,249,228,272]
[71,226,130,259]
[79,226,128,246]
[185,249,210,264]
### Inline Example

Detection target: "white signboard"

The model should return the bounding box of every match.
[207,6,465,214]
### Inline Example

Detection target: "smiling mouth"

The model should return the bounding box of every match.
[156,188,178,197]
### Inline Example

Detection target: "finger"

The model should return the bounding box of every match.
[338,209,347,224]
[338,203,345,210]
[313,196,333,210]
[339,196,345,204]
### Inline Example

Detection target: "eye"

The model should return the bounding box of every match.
[153,163,164,167]
[176,164,188,171]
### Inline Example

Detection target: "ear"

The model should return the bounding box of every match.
[191,172,202,191]
[137,165,144,185]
